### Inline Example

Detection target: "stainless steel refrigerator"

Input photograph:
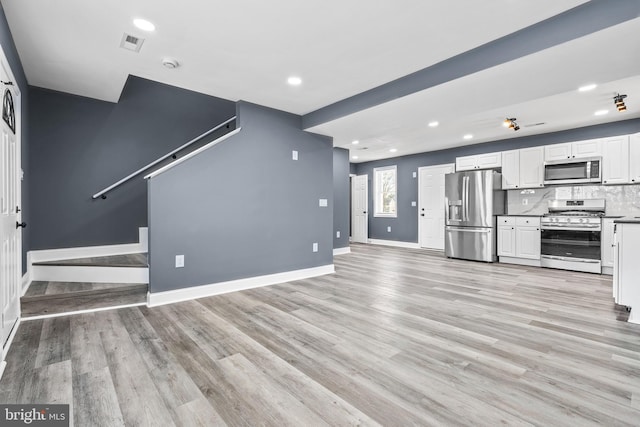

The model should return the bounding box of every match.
[444,170,505,262]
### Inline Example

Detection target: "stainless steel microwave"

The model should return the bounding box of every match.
[543,157,602,185]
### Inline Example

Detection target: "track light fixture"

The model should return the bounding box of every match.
[614,94,627,112]
[503,117,520,131]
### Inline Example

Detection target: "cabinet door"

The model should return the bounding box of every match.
[476,152,502,169]
[572,138,602,158]
[601,218,615,268]
[602,135,629,185]
[519,147,544,188]
[498,224,516,257]
[516,226,541,259]
[544,143,572,161]
[630,133,640,184]
[501,150,519,189]
[456,155,477,171]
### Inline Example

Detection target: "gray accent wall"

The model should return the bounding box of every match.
[333,147,349,249]
[148,101,333,293]
[28,76,235,250]
[0,4,29,272]
[353,118,640,243]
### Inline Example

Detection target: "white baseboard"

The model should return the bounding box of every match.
[31,265,148,284]
[368,239,421,249]
[29,227,148,263]
[498,257,542,268]
[148,264,335,307]
[333,247,351,256]
[21,271,31,296]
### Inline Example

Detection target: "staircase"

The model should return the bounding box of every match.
[22,253,148,318]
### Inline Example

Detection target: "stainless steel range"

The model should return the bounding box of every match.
[540,199,605,273]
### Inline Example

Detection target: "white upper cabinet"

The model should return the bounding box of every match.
[630,133,640,184]
[544,139,602,161]
[501,147,544,189]
[602,135,630,185]
[456,152,501,171]
[501,150,519,189]
[519,147,544,188]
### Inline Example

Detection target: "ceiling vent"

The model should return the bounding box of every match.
[120,33,144,52]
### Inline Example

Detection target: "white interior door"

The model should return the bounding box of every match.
[351,175,368,243]
[419,164,454,250]
[0,49,20,351]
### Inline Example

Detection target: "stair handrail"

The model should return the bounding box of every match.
[92,116,236,199]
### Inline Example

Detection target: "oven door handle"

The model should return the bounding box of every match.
[541,225,601,232]
[541,255,600,263]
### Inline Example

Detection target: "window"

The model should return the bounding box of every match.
[373,165,397,217]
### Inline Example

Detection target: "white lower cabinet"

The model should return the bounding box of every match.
[613,221,640,324]
[498,216,541,266]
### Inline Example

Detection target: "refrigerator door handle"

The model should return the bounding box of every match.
[463,176,469,222]
[446,226,491,233]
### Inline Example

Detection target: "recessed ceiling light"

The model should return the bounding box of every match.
[389,148,398,153]
[463,134,473,140]
[287,76,302,86]
[428,121,439,127]
[578,84,597,92]
[133,18,155,32]
[352,155,359,160]
[352,140,359,145]
[594,109,609,116]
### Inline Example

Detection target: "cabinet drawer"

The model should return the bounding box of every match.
[516,217,540,227]
[498,216,515,226]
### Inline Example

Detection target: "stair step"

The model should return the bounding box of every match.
[33,253,147,268]
[21,281,147,318]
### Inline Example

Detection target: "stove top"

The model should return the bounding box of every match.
[541,199,605,228]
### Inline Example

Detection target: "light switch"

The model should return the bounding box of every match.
[319,199,328,207]
[336,231,341,238]
[411,201,416,207]
[175,255,185,268]
[413,172,417,178]
[292,150,298,160]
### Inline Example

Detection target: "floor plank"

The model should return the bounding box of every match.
[2,244,640,426]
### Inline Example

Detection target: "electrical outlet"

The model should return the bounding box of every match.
[522,199,528,206]
[292,150,298,160]
[175,255,185,268]
[387,226,391,232]
[312,242,318,252]
[336,231,341,238]
[319,199,328,207]
[411,201,416,207]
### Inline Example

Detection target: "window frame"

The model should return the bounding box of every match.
[373,165,398,218]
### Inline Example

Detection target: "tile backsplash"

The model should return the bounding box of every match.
[507,184,640,216]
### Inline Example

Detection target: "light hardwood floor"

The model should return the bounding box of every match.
[1,244,639,426]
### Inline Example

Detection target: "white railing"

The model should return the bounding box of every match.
[92,116,236,199]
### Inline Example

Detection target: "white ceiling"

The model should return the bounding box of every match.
[3,0,638,163]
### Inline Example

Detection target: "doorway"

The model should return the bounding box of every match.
[418,164,454,250]
[351,174,368,243]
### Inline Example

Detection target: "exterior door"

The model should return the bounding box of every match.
[0,49,20,351]
[419,164,454,250]
[351,175,368,243]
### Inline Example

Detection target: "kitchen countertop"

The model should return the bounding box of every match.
[614,217,640,224]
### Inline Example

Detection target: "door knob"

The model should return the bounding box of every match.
[16,221,26,229]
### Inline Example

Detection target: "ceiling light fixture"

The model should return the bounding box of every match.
[389,148,398,153]
[162,58,179,69]
[594,110,609,116]
[428,121,439,127]
[133,18,155,32]
[614,93,627,112]
[352,140,359,145]
[463,134,473,140]
[578,84,597,92]
[352,155,359,160]
[503,117,520,131]
[287,76,302,86]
